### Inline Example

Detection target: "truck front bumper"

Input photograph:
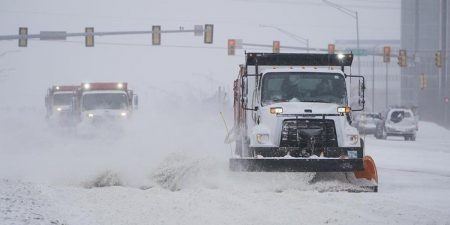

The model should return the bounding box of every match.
[229,157,364,172]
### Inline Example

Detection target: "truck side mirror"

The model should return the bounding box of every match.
[347,74,365,112]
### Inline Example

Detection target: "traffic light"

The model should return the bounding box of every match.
[204,24,213,44]
[328,44,335,54]
[85,27,94,47]
[228,39,236,56]
[383,46,391,63]
[420,73,427,90]
[273,40,280,53]
[18,27,28,47]
[435,50,442,67]
[152,25,161,45]
[397,49,407,67]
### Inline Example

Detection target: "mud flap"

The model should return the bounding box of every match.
[229,158,364,172]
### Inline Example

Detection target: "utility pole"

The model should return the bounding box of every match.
[440,0,448,127]
[372,50,375,111]
[385,63,389,109]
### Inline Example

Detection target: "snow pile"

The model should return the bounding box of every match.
[151,152,227,191]
[84,170,124,188]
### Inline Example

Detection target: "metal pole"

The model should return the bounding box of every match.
[372,52,375,112]
[356,11,361,75]
[441,0,448,127]
[322,0,360,73]
[0,28,204,41]
[385,63,388,109]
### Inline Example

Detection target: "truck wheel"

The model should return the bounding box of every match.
[404,136,409,141]
[411,135,416,141]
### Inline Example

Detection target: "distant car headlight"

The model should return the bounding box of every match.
[256,134,269,144]
[87,113,94,118]
[120,112,127,117]
[56,107,62,112]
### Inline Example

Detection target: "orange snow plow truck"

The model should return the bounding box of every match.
[225,53,378,192]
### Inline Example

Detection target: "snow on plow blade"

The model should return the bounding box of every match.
[229,158,364,172]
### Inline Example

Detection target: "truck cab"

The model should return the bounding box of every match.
[74,82,138,126]
[248,67,361,158]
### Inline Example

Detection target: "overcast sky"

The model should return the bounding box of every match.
[0,0,401,109]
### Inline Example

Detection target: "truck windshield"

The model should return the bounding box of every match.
[261,72,347,106]
[53,93,73,106]
[82,93,128,110]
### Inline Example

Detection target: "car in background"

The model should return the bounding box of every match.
[375,107,419,141]
[353,112,383,135]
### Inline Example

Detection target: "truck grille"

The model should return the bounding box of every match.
[280,119,338,149]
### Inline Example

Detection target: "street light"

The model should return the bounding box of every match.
[259,24,309,52]
[323,0,360,75]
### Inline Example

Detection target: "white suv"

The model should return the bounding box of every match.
[375,108,418,141]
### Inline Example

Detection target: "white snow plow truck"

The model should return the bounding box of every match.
[226,53,378,191]
[73,82,138,126]
[45,85,78,125]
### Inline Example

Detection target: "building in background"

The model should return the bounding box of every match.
[401,0,449,127]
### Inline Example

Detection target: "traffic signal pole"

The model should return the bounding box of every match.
[0,25,212,47]
[385,63,389,109]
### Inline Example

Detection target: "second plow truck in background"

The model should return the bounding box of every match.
[226,53,378,192]
[73,82,138,128]
[45,85,79,126]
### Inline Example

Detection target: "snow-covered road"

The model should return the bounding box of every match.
[1,110,450,225]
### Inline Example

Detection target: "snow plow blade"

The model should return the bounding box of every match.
[354,156,378,191]
[229,158,364,172]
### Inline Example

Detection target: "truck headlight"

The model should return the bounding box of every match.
[270,107,283,114]
[256,134,269,144]
[87,113,94,118]
[337,106,351,113]
[347,134,359,145]
[120,112,127,117]
[56,107,62,112]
